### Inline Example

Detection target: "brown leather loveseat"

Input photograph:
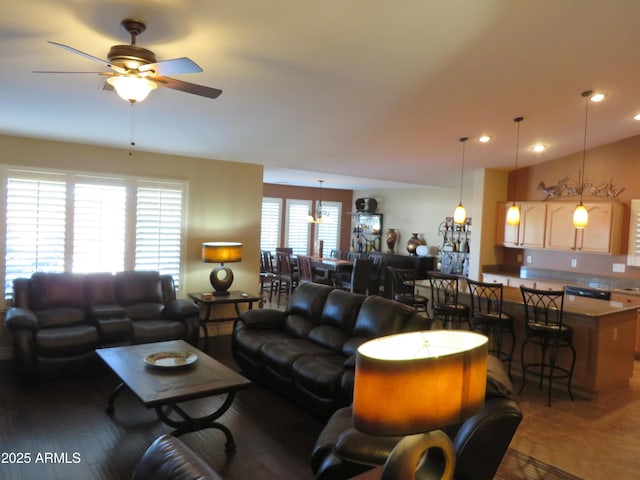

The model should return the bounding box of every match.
[4,271,200,379]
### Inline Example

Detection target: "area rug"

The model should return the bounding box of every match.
[495,449,583,480]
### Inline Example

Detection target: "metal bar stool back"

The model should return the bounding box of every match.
[427,271,470,329]
[387,266,429,312]
[519,286,576,406]
[467,278,515,377]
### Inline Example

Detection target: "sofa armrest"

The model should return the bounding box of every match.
[238,308,287,329]
[133,434,222,480]
[163,299,200,320]
[4,307,39,330]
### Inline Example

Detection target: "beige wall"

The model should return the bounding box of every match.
[0,134,263,349]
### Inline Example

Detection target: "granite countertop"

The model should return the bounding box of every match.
[501,285,639,317]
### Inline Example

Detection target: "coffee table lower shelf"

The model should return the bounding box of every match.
[97,340,250,453]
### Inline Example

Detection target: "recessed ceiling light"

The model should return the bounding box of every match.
[634,113,640,121]
[531,144,546,153]
[590,92,606,102]
[478,135,491,143]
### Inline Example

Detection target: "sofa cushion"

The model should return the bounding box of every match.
[36,307,87,329]
[288,282,333,322]
[36,325,99,357]
[124,303,165,321]
[307,325,350,353]
[132,319,185,344]
[114,271,163,306]
[260,339,332,378]
[30,273,86,312]
[293,353,348,399]
[85,272,117,305]
[320,289,365,331]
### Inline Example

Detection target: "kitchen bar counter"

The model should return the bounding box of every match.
[416,280,638,395]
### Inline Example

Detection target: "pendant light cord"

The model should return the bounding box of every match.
[579,91,591,203]
[129,100,136,156]
[458,137,468,203]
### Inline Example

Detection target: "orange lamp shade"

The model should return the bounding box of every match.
[202,242,243,264]
[353,330,488,436]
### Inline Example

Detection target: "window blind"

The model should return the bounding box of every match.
[286,199,312,255]
[134,183,185,289]
[72,182,127,273]
[628,200,640,266]
[4,176,67,297]
[316,201,341,256]
[260,197,282,253]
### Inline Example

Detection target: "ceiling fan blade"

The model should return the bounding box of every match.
[152,76,222,99]
[47,41,127,74]
[138,57,203,76]
[48,41,111,66]
[33,70,106,74]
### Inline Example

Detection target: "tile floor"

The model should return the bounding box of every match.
[510,361,640,480]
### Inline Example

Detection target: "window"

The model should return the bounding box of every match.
[315,201,341,256]
[134,183,185,288]
[4,174,67,296]
[1,168,187,299]
[285,199,312,255]
[260,197,282,252]
[72,180,127,273]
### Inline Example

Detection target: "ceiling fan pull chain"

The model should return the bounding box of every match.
[129,101,136,156]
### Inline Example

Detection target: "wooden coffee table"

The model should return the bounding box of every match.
[97,339,250,451]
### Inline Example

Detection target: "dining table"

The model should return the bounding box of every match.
[309,257,353,284]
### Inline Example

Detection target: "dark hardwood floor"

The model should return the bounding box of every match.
[0,335,324,480]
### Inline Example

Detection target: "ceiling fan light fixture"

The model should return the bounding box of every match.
[107,75,157,103]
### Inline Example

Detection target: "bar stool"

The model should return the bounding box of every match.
[387,266,429,313]
[427,271,470,329]
[467,278,515,378]
[519,286,576,406]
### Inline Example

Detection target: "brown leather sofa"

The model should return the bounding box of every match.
[4,271,200,379]
[310,355,522,480]
[232,281,435,418]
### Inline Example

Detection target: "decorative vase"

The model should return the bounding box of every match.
[386,228,397,253]
[406,233,426,256]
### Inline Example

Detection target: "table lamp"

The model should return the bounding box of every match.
[202,242,243,296]
[353,330,488,480]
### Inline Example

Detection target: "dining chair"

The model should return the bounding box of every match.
[296,255,315,284]
[275,251,297,307]
[335,257,373,295]
[259,250,277,303]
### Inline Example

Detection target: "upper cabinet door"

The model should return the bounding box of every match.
[497,201,546,248]
[577,203,621,254]
[519,202,547,248]
[544,203,577,250]
[545,201,622,254]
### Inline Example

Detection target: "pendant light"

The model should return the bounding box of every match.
[506,117,524,226]
[573,90,595,229]
[453,137,468,224]
[307,180,330,223]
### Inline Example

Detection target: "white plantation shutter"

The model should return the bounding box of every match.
[134,182,185,289]
[72,181,127,273]
[1,168,188,300]
[286,199,312,255]
[260,197,282,252]
[316,201,341,256]
[4,174,66,296]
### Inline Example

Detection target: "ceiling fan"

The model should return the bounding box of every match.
[35,18,222,103]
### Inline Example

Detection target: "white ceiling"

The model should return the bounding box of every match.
[2,1,640,190]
